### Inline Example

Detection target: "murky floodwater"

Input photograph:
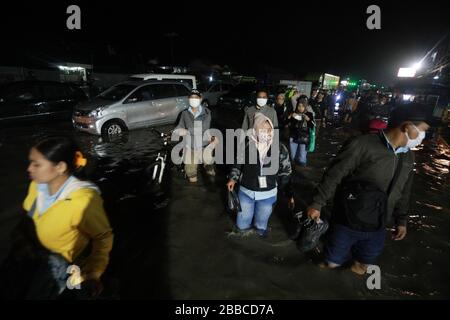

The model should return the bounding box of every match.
[0,110,449,299]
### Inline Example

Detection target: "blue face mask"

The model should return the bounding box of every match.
[395,146,410,154]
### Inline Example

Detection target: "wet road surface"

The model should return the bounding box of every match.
[0,108,449,299]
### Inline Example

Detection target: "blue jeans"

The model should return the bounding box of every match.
[289,138,307,165]
[325,224,386,266]
[236,190,277,235]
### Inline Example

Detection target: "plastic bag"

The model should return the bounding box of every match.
[308,127,316,152]
[292,211,329,253]
[227,189,241,212]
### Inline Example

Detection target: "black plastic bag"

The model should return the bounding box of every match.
[292,211,329,253]
[227,189,241,212]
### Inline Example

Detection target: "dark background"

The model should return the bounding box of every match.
[0,0,449,85]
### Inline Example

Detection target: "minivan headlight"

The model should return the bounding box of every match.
[89,107,106,118]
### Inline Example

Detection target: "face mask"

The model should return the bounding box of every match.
[256,98,268,107]
[405,125,426,149]
[257,131,272,144]
[189,98,201,108]
[395,146,409,154]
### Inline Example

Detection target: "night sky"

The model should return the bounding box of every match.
[1,0,449,85]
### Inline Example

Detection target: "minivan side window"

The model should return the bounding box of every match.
[176,79,193,90]
[174,84,190,97]
[151,84,177,100]
[127,86,154,102]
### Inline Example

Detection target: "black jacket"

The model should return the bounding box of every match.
[289,112,315,145]
[274,103,292,127]
[229,141,293,196]
[311,133,415,227]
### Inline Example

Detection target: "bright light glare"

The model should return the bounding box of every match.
[398,68,416,78]
[413,61,422,70]
[403,94,415,101]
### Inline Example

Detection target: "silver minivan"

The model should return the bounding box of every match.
[72,80,190,135]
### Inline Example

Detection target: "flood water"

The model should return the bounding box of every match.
[0,107,449,299]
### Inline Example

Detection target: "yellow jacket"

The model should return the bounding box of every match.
[23,179,113,281]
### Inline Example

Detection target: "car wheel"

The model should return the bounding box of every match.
[102,120,126,136]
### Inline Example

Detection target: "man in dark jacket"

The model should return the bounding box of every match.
[273,92,291,142]
[307,120,429,274]
[274,92,291,128]
[242,89,278,131]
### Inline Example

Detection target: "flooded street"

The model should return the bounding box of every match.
[1,108,449,299]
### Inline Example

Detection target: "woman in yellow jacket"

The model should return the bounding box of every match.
[23,136,113,298]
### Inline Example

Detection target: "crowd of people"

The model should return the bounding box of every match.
[1,84,429,299]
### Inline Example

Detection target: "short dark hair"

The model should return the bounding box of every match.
[256,88,268,95]
[189,89,202,98]
[34,136,80,174]
[297,95,309,107]
[388,106,428,129]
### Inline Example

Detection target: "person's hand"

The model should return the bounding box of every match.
[392,225,407,241]
[288,197,295,210]
[83,278,104,297]
[306,206,320,220]
[304,115,310,121]
[210,136,219,145]
[227,180,236,192]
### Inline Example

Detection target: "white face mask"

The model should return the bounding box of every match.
[189,98,201,108]
[258,132,272,144]
[256,98,268,107]
[405,125,425,149]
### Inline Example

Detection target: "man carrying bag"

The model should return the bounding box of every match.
[306,119,429,275]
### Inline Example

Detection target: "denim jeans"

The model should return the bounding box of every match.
[325,224,386,266]
[289,138,307,165]
[236,190,277,235]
